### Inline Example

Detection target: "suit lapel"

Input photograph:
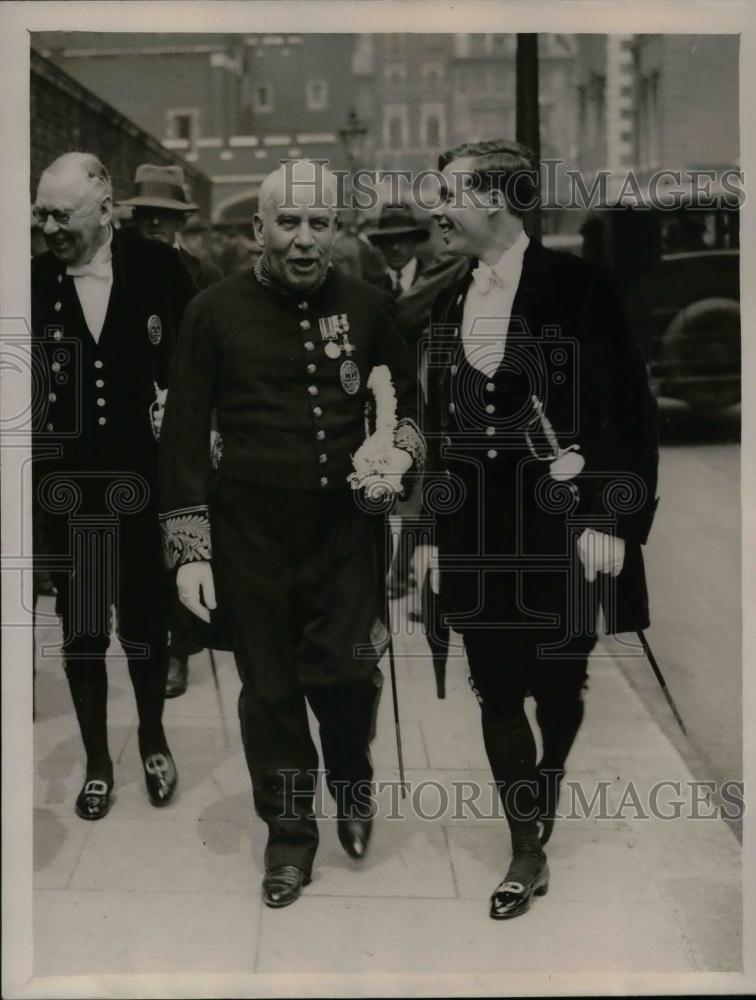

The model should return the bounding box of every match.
[435,263,474,398]
[509,239,549,340]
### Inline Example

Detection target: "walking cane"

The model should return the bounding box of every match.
[384,589,408,799]
[636,630,688,736]
[207,646,231,748]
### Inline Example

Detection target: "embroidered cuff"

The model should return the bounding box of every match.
[394,418,426,472]
[160,505,212,570]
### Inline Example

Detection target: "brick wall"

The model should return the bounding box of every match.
[30,49,212,215]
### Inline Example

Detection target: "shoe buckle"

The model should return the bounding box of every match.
[496,880,525,894]
[84,779,109,796]
[145,753,169,777]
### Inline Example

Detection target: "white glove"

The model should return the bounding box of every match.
[350,441,412,498]
[576,528,626,583]
[428,544,441,595]
[149,383,168,440]
[177,560,216,623]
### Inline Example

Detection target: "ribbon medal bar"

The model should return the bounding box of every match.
[319,314,355,359]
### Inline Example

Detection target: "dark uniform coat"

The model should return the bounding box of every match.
[425,239,659,639]
[159,264,424,575]
[32,229,194,485]
[31,229,195,648]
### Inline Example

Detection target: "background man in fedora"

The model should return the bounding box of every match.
[122,163,223,698]
[122,163,223,293]
[32,152,195,820]
[367,202,429,304]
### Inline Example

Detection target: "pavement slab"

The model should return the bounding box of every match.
[30,594,742,985]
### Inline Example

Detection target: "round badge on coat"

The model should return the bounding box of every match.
[324,341,341,360]
[340,359,361,395]
[147,314,162,345]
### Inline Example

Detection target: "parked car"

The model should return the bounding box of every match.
[577,194,740,411]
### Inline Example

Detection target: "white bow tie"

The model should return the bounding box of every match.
[66,261,111,281]
[470,260,514,295]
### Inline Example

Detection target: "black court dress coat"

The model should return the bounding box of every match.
[31,230,195,644]
[424,239,659,642]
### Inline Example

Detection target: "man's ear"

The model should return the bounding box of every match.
[252,213,265,249]
[100,195,113,228]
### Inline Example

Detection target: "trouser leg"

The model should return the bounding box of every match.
[296,501,383,820]
[213,480,321,874]
[238,675,320,873]
[305,669,382,818]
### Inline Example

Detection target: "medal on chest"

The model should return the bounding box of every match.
[340,359,360,395]
[319,313,355,359]
[147,314,162,345]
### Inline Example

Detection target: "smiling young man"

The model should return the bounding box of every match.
[158,160,425,908]
[425,139,658,920]
[32,152,195,821]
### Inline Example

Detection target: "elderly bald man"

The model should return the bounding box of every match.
[159,160,425,907]
[32,153,195,820]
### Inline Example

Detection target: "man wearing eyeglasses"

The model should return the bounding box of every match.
[424,140,659,920]
[31,152,195,822]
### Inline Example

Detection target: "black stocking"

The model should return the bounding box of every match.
[64,658,113,784]
[127,646,169,759]
[535,695,584,814]
[481,705,545,881]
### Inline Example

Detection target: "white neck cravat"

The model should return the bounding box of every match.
[67,227,113,342]
[461,231,529,377]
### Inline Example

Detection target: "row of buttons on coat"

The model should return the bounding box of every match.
[449,371,500,460]
[299,302,330,487]
[44,358,107,431]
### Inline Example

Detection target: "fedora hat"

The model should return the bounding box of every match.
[367,203,429,243]
[120,164,197,212]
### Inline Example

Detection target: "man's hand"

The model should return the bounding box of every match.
[576,528,626,582]
[350,444,413,498]
[177,560,216,623]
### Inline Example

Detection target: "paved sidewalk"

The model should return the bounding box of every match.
[32,592,742,986]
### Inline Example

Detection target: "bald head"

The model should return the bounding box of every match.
[253,160,339,293]
[40,152,113,203]
[258,160,338,221]
[35,152,112,265]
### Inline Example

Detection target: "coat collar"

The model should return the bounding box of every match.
[437,239,551,331]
